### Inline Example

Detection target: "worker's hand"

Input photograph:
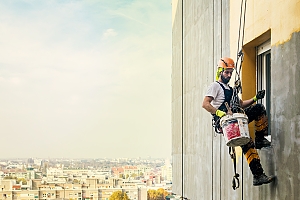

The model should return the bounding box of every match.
[253,90,265,101]
[215,110,226,118]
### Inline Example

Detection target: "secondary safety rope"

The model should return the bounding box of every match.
[236,0,247,75]
[229,147,240,190]
[220,1,223,199]
[181,0,185,199]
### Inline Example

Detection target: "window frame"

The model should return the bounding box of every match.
[256,40,271,136]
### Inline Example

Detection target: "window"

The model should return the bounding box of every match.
[257,40,271,136]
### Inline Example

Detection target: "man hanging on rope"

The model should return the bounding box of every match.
[202,57,275,186]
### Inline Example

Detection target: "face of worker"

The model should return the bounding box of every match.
[220,69,233,84]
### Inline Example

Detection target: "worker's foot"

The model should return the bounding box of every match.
[253,173,275,186]
[255,137,271,149]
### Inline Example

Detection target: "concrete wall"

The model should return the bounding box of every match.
[172,0,300,199]
[271,31,300,200]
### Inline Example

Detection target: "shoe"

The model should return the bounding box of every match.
[255,137,271,149]
[253,173,275,186]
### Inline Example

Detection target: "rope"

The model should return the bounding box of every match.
[181,0,184,198]
[220,1,223,199]
[241,0,247,49]
[231,0,248,114]
[236,0,244,57]
[229,147,240,190]
[212,1,215,199]
[235,0,247,80]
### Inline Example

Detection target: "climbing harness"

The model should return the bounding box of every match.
[212,82,234,134]
[212,117,222,134]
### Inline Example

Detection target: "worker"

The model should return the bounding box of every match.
[202,57,275,186]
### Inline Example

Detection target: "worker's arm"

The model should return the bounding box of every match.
[202,96,226,117]
[202,96,217,114]
[240,90,266,108]
[240,99,255,108]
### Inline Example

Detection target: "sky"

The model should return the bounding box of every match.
[0,0,171,159]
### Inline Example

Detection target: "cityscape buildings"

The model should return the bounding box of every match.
[0,158,174,200]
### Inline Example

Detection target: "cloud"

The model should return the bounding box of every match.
[115,12,164,33]
[102,28,118,40]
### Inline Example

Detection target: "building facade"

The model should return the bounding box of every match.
[0,186,146,200]
[172,0,300,199]
[0,178,149,200]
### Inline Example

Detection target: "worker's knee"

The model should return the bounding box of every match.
[253,103,265,111]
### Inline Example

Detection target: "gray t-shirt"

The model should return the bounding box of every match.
[205,82,231,109]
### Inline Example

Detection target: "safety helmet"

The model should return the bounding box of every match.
[218,57,235,69]
[215,57,235,81]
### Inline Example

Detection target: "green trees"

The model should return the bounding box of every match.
[3,176,27,185]
[17,178,27,185]
[73,179,79,184]
[147,188,169,200]
[130,173,137,178]
[109,191,129,200]
[3,175,14,179]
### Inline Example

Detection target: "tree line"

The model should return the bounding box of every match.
[109,188,169,200]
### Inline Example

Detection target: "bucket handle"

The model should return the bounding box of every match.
[225,102,245,115]
[236,107,245,114]
[225,102,233,115]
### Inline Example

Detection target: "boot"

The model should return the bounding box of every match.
[253,173,275,186]
[255,137,271,149]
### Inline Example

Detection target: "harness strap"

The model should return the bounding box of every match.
[212,82,233,134]
[216,82,233,112]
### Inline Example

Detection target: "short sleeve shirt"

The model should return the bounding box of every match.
[205,82,231,109]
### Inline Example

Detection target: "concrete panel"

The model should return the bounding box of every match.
[182,0,215,198]
[171,0,182,195]
[212,1,223,200]
[241,31,300,200]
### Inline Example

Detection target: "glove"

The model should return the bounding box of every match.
[216,110,226,118]
[253,90,265,102]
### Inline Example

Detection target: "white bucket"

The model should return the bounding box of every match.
[220,113,250,147]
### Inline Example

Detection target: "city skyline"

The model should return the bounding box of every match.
[0,1,172,159]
